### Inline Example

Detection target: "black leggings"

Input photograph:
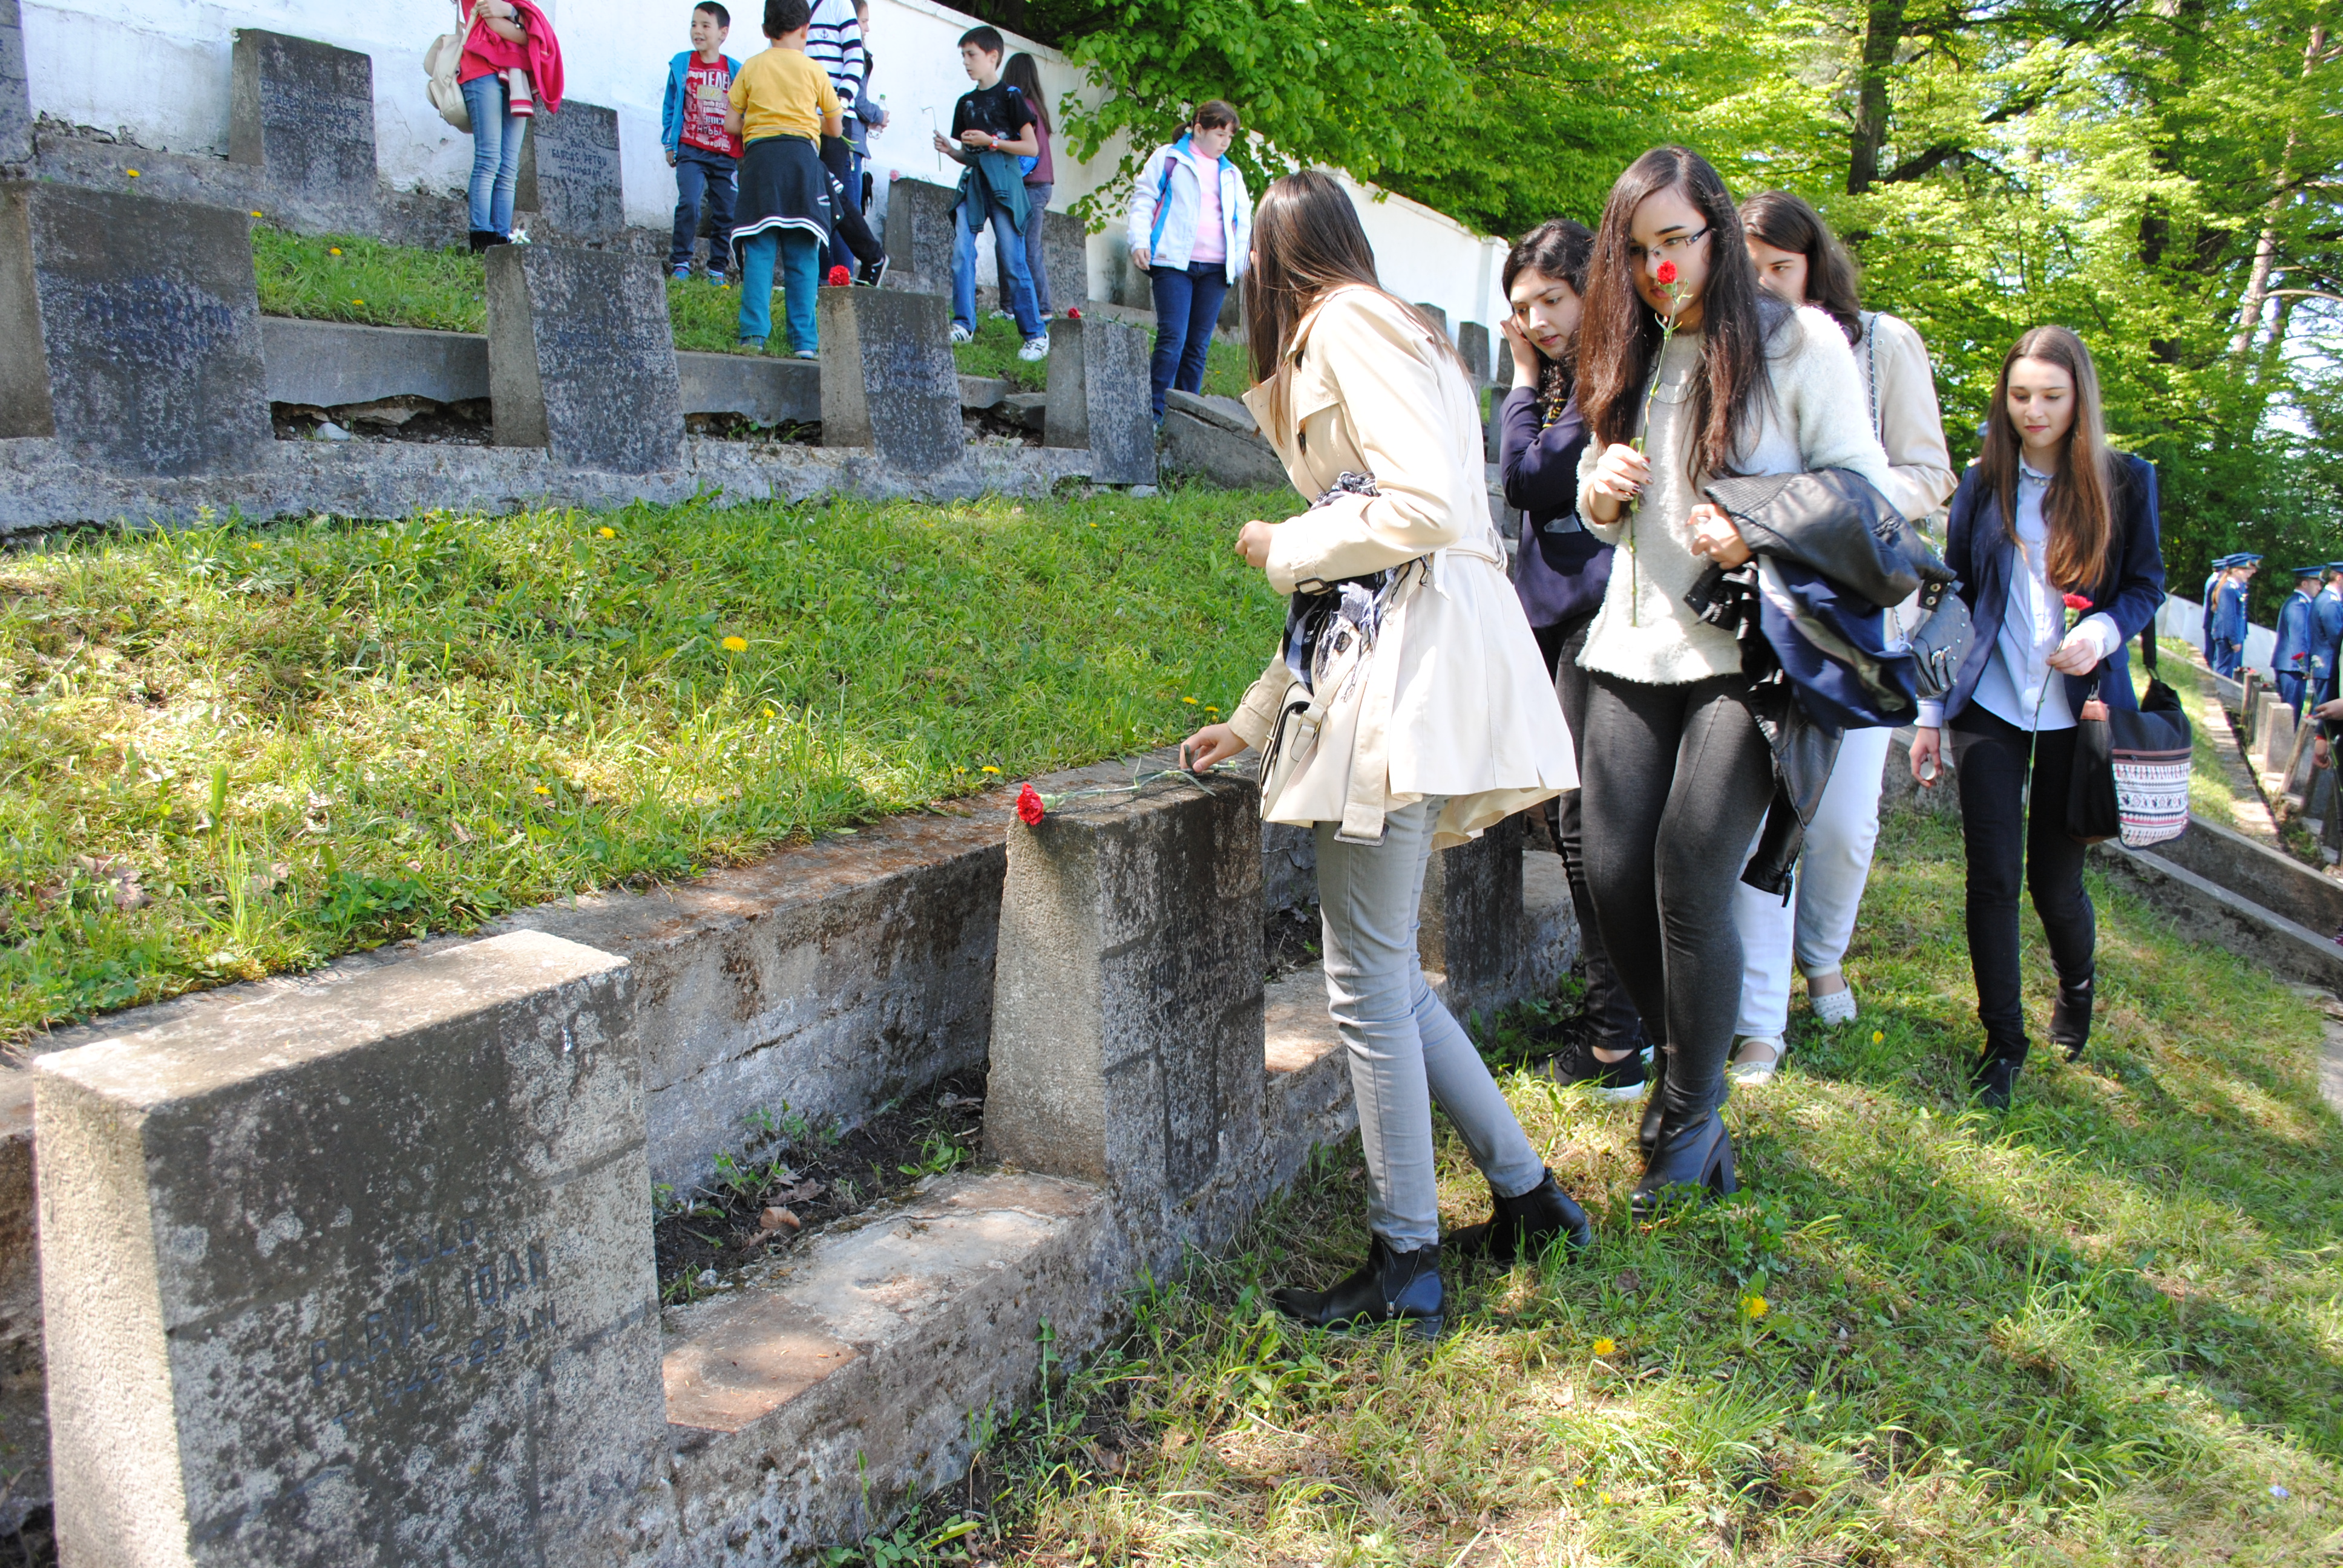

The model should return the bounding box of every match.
[1581,671,1777,1106]
[1535,619,1646,1051]
[1949,707,2094,1058]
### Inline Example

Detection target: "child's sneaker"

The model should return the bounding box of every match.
[949,323,974,345]
[1537,1039,1646,1101]
[736,336,766,352]
[794,348,819,361]
[989,309,1014,321]
[1017,336,1050,362]
[672,265,692,282]
[856,254,889,288]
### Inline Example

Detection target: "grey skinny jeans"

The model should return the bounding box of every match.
[1317,797,1548,1250]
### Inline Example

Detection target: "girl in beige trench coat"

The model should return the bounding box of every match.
[1181,171,1592,1338]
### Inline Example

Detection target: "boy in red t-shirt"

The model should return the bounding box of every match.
[661,2,745,281]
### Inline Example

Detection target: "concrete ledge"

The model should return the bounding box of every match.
[2092,840,2343,992]
[680,351,821,425]
[262,318,488,408]
[0,431,1102,533]
[2152,814,2343,935]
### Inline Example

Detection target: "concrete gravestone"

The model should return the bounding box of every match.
[0,182,271,475]
[1457,320,1492,387]
[986,769,1265,1269]
[880,175,957,296]
[229,30,377,212]
[34,931,664,1567]
[0,0,29,172]
[1418,812,1528,1020]
[818,286,963,470]
[1041,211,1089,314]
[1159,387,1287,491]
[487,244,684,472]
[516,102,624,240]
[1414,301,1450,341]
[1044,313,1155,486]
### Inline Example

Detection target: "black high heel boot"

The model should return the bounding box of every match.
[1631,1075,1735,1219]
[1638,1044,1670,1158]
[2050,974,2093,1062]
[1271,1236,1443,1339]
[1449,1168,1592,1263]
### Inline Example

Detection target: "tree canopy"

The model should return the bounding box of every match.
[970,0,2343,615]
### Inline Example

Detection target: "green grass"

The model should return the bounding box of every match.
[873,806,2343,1566]
[0,488,1289,1039]
[252,226,1256,391]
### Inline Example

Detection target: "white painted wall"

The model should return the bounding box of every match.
[21,0,1507,333]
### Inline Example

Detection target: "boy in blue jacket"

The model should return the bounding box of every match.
[664,3,744,282]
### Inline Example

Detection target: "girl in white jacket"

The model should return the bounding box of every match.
[1181,171,1585,1338]
[1125,102,1251,420]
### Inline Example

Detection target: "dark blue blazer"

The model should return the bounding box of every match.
[1936,451,2165,722]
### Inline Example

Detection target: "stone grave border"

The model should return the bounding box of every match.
[4,756,1578,1553]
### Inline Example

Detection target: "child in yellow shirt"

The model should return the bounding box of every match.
[724,0,844,354]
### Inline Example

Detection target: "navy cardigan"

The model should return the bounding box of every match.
[1497,387,1610,629]
[1932,451,2165,724]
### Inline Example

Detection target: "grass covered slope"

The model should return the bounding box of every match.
[0,489,1289,1039]
[945,806,2342,1566]
[251,226,1253,394]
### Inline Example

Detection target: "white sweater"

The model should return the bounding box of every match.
[1575,304,1896,685]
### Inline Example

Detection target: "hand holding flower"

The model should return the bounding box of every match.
[1584,443,1650,523]
[1181,724,1247,771]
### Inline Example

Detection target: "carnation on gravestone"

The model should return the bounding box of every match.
[1017,783,1047,825]
[1067,307,1081,319]
[827,264,852,287]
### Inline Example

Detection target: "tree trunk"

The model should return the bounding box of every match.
[2230,27,2325,359]
[1847,0,1907,195]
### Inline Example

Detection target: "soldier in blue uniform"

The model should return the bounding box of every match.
[2275,564,2322,717]
[2202,552,2237,668]
[2316,563,2343,705]
[2211,555,2256,680]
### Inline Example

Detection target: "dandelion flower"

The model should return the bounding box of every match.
[329,247,342,255]
[1182,696,1199,705]
[1573,1476,1588,1488]
[534,784,551,795]
[763,707,776,719]
[1599,1491,1614,1504]
[597,526,616,538]
[721,635,749,652]
[351,298,364,305]
[1591,1337,1616,1357]
[125,168,139,177]
[1872,1030,1884,1044]
[981,765,1001,774]
[251,210,263,218]
[1742,1295,1769,1320]
[247,540,264,550]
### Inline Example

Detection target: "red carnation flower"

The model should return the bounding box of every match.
[2062,593,2093,612]
[1016,783,1046,826]
[1656,259,1679,286]
[1066,307,1082,319]
[827,264,852,287]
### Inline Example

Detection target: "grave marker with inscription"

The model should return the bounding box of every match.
[34,930,665,1567]
[818,285,963,471]
[487,244,684,472]
[880,175,957,295]
[516,103,624,241]
[1040,210,1089,314]
[228,30,377,212]
[0,181,271,475]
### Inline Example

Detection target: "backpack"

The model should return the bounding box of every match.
[425,9,473,133]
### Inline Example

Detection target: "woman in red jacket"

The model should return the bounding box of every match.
[451,0,565,250]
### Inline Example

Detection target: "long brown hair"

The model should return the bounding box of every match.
[1578,147,1788,482]
[1501,217,1594,417]
[1738,189,1864,345]
[1244,169,1461,435]
[1978,325,2115,591]
[1003,53,1050,135]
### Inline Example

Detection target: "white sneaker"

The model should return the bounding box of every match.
[1809,984,1858,1027]
[949,323,974,345]
[1017,336,1049,362]
[1727,1036,1786,1085]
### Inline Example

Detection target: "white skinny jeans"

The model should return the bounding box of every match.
[1732,725,1892,1039]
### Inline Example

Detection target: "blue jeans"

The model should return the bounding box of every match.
[1021,181,1053,318]
[460,74,527,236]
[1316,797,1547,1250]
[1148,261,1230,419]
[670,147,739,275]
[736,229,820,350]
[951,189,1041,339]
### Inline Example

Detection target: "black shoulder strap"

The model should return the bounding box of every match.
[2141,625,2159,675]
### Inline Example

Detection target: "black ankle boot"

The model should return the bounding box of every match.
[1449,1168,1592,1263]
[2050,975,2093,1062]
[468,229,497,253]
[1272,1236,1443,1338]
[1970,1044,2025,1110]
[1638,1044,1670,1158]
[1631,1074,1735,1220]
